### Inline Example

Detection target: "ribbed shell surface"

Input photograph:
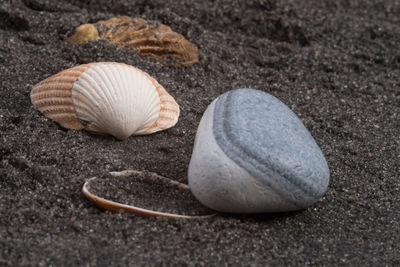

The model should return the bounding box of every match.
[30,64,90,130]
[30,62,180,139]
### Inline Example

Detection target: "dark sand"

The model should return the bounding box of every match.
[1,0,399,265]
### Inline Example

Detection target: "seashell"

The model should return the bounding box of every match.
[82,170,216,219]
[66,16,199,66]
[65,23,99,45]
[30,62,180,140]
[188,89,330,213]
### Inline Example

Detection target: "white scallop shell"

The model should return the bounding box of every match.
[30,62,180,140]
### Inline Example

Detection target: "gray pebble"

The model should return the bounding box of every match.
[188,88,330,213]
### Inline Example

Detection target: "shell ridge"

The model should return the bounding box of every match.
[72,81,105,126]
[32,82,74,94]
[157,87,179,131]
[132,68,160,133]
[142,71,161,123]
[34,98,73,108]
[122,65,137,131]
[135,69,163,132]
[71,91,102,125]
[144,93,161,128]
[91,65,121,125]
[72,88,102,126]
[40,105,75,115]
[93,64,119,104]
[130,65,160,135]
[79,67,118,116]
[111,63,130,131]
[130,67,143,133]
[39,77,77,85]
[109,64,132,134]
[31,91,72,103]
[73,77,103,110]
[118,64,133,129]
[83,66,115,113]
[102,63,131,125]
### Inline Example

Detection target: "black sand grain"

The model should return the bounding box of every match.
[1,0,399,266]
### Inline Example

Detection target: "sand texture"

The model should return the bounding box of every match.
[0,0,399,265]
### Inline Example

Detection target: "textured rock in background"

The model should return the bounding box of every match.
[189,88,330,213]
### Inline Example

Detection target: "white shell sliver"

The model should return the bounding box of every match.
[72,64,160,140]
[30,62,180,140]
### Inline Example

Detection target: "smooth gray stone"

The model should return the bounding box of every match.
[188,88,330,213]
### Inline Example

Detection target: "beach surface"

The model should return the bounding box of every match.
[1,0,399,265]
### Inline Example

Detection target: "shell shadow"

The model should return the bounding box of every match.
[216,209,305,222]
